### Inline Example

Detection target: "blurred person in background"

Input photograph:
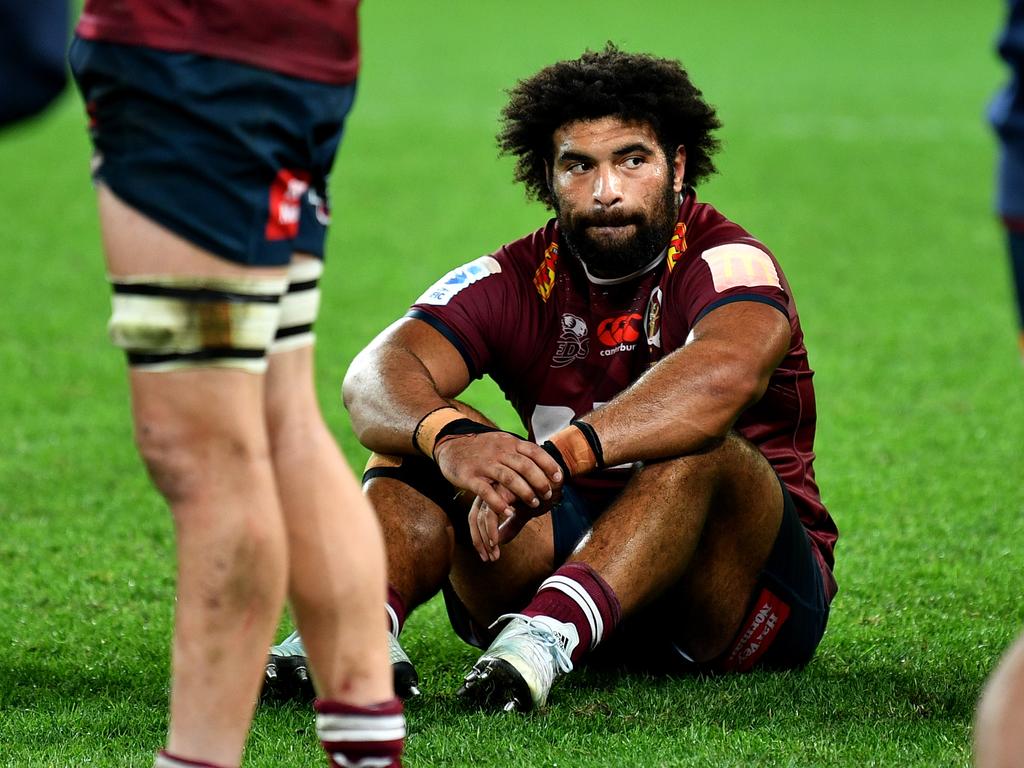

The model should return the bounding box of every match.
[991,0,1024,361]
[0,0,68,128]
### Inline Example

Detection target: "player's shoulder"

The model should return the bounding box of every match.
[678,195,779,271]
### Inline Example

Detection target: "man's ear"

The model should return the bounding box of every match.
[672,146,686,193]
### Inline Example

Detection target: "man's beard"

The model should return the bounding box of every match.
[557,183,680,280]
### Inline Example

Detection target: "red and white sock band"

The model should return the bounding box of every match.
[315,698,405,768]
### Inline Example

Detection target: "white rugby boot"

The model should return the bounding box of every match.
[457,614,575,712]
[263,630,313,702]
[388,631,421,698]
[263,630,421,701]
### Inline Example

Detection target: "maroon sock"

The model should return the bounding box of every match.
[154,751,232,768]
[522,561,622,665]
[386,585,407,637]
[315,697,405,768]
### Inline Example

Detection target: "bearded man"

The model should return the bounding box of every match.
[269,44,839,712]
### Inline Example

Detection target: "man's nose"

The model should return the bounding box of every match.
[592,166,623,207]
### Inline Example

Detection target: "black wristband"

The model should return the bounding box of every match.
[434,418,501,441]
[541,440,570,477]
[570,419,605,469]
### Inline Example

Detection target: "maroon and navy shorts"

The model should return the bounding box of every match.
[68,37,356,267]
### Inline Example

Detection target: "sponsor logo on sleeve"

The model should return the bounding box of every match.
[416,256,502,306]
[551,313,589,368]
[597,313,642,357]
[666,222,688,272]
[265,169,311,241]
[534,241,560,301]
[700,243,781,293]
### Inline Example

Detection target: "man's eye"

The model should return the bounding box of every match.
[623,156,644,168]
[569,162,590,173]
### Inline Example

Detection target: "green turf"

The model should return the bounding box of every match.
[1,1,1021,765]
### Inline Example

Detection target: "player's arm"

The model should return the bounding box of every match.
[548,300,791,473]
[343,316,562,516]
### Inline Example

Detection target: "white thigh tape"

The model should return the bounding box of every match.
[270,258,324,354]
[108,273,288,373]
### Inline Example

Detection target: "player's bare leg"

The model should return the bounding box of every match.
[460,433,784,711]
[975,629,1024,768]
[264,330,393,705]
[99,186,289,765]
[264,255,403,766]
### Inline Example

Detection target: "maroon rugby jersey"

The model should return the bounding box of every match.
[76,0,360,84]
[409,190,838,598]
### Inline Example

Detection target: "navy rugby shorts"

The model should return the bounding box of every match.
[364,455,831,671]
[68,38,356,267]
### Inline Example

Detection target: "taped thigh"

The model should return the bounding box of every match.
[270,258,323,354]
[108,273,287,372]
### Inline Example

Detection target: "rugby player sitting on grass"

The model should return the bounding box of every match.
[266,44,839,712]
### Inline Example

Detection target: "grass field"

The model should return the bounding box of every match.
[1,1,1022,766]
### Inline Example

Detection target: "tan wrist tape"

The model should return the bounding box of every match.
[548,424,598,477]
[413,406,463,456]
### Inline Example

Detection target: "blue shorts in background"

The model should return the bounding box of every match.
[68,37,357,267]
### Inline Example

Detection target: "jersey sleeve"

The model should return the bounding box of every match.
[672,238,792,330]
[405,244,531,380]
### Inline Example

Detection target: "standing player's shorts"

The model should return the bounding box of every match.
[364,454,832,671]
[68,37,356,267]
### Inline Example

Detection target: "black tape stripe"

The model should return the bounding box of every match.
[286,279,319,293]
[112,283,280,304]
[274,323,314,340]
[126,348,266,365]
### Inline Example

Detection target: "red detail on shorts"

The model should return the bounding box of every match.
[720,587,791,673]
[596,313,642,346]
[265,169,310,241]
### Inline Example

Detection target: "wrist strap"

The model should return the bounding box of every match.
[431,419,502,461]
[546,423,600,477]
[570,419,605,469]
[413,406,463,456]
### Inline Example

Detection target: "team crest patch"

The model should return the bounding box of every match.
[534,241,559,301]
[701,243,781,293]
[551,313,588,368]
[666,222,688,272]
[416,256,501,306]
[645,287,663,349]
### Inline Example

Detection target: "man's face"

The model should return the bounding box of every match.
[550,116,685,280]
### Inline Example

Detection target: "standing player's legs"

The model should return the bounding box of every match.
[264,255,394,704]
[99,187,290,766]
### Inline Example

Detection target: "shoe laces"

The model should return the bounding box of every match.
[488,614,574,677]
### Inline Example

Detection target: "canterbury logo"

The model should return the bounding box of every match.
[596,313,642,346]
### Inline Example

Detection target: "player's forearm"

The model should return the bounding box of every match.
[586,341,766,465]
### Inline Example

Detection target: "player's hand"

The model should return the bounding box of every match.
[469,489,559,562]
[433,431,562,520]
